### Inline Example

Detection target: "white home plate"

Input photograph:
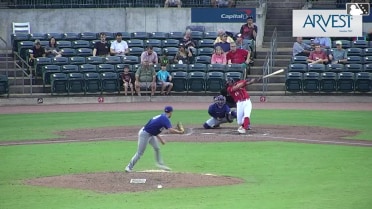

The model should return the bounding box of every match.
[201,133,216,135]
[140,169,169,173]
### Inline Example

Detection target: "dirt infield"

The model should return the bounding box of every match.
[2,101,370,193]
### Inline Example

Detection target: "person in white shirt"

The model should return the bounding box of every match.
[110,32,129,56]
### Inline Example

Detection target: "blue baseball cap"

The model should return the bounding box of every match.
[164,106,173,113]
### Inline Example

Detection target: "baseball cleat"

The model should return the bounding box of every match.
[125,166,132,173]
[238,126,246,134]
[156,163,172,171]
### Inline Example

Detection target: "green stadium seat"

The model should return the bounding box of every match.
[50,73,68,95]
[320,72,337,92]
[79,63,97,73]
[72,40,91,48]
[171,71,188,92]
[170,64,188,73]
[0,74,9,98]
[145,39,162,48]
[188,71,206,93]
[60,48,77,57]
[150,32,169,40]
[69,56,86,65]
[303,72,320,93]
[42,64,61,91]
[162,39,180,48]
[337,72,355,92]
[127,39,144,48]
[76,48,93,57]
[355,72,371,92]
[68,73,85,94]
[207,64,226,73]
[84,72,101,93]
[285,72,303,93]
[61,64,79,74]
[308,63,326,73]
[206,71,225,92]
[100,72,120,94]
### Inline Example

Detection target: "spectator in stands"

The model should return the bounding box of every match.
[182,29,196,48]
[135,61,157,96]
[235,33,252,52]
[313,37,332,50]
[164,0,182,8]
[121,66,134,96]
[226,42,251,75]
[157,64,173,95]
[240,16,257,41]
[174,43,194,64]
[214,29,235,45]
[214,33,231,53]
[159,49,170,65]
[28,40,46,69]
[110,32,129,56]
[307,44,328,64]
[141,45,158,65]
[45,37,62,58]
[328,40,348,64]
[211,46,227,64]
[211,0,235,8]
[93,32,110,57]
[293,37,312,57]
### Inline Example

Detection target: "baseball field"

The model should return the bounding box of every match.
[1,101,372,209]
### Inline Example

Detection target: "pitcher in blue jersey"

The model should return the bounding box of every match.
[125,106,184,172]
[203,95,237,129]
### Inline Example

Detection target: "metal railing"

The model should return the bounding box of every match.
[261,27,277,95]
[0,37,9,77]
[13,51,33,94]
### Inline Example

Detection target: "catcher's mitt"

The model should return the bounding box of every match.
[176,121,185,134]
[226,112,234,123]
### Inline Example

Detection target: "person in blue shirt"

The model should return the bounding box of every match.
[203,95,237,129]
[125,106,184,172]
[156,64,173,95]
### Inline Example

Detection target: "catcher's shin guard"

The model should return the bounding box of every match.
[203,123,212,129]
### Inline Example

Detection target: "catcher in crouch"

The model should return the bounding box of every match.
[203,95,237,129]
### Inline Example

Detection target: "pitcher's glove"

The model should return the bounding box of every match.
[176,121,185,134]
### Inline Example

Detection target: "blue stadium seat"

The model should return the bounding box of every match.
[145,39,162,48]
[35,57,52,76]
[153,47,162,56]
[86,56,104,64]
[207,64,226,73]
[68,72,85,94]
[129,47,144,56]
[347,48,364,56]
[197,47,214,56]
[76,48,93,57]
[50,73,69,95]
[355,72,371,92]
[198,39,215,48]
[291,56,308,64]
[308,63,326,73]
[364,64,372,73]
[42,64,61,91]
[163,47,178,56]
[104,56,122,64]
[29,33,47,41]
[189,63,207,72]
[288,63,308,73]
[363,56,372,64]
[225,71,243,81]
[351,40,369,48]
[46,32,64,40]
[102,32,115,40]
[171,71,188,92]
[162,39,180,47]
[72,40,91,48]
[69,56,86,65]
[203,31,218,40]
[127,39,144,48]
[195,55,211,64]
[61,64,79,74]
[150,32,169,40]
[80,32,97,40]
[320,72,337,92]
[79,63,97,73]
[190,31,204,40]
[345,64,363,72]
[285,72,303,93]
[11,33,30,52]
[347,56,363,64]
[170,64,188,73]
[100,72,120,94]
[188,71,206,93]
[60,48,77,57]
[326,63,345,73]
[115,32,131,40]
[131,32,150,40]
[206,71,225,92]
[168,32,184,40]
[303,72,320,93]
[63,32,81,40]
[364,48,372,56]
[84,72,101,93]
[98,64,116,73]
[226,64,245,74]
[52,57,69,65]
[122,56,140,65]
[56,40,72,48]
[337,72,354,92]
[17,41,34,60]
[0,74,9,98]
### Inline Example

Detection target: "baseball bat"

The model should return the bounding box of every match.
[262,69,285,79]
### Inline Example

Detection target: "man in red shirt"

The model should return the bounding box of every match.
[226,42,251,77]
[226,77,257,134]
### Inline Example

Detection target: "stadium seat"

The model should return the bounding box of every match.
[72,40,91,48]
[104,56,122,64]
[61,64,79,74]
[122,56,140,65]
[320,72,337,92]
[308,63,326,73]
[80,32,97,40]
[62,32,81,40]
[195,55,211,64]
[226,64,245,74]
[347,48,364,56]
[303,72,320,93]
[170,63,188,73]
[354,72,371,92]
[17,41,34,60]
[42,65,61,90]
[84,72,101,93]
[86,56,104,64]
[127,39,144,48]
[168,32,184,40]
[198,39,215,48]
[50,73,68,95]
[100,72,120,94]
[332,40,351,48]
[153,47,162,56]
[115,64,132,73]
[145,39,162,48]
[79,63,97,73]
[131,32,150,40]
[171,71,188,92]
[52,57,69,65]
[288,63,308,73]
[163,47,178,56]
[345,64,363,73]
[291,56,308,64]
[206,71,225,92]
[337,71,355,92]
[39,40,49,48]
[225,71,243,80]
[285,72,303,93]
[190,31,204,40]
[35,57,52,76]
[364,48,372,56]
[56,40,72,48]
[0,74,9,98]
[188,71,206,93]
[46,32,64,40]
[97,64,116,73]
[197,47,214,56]
[347,56,363,64]
[162,39,180,47]
[364,64,372,73]
[29,33,47,41]
[60,48,77,57]
[351,40,369,48]
[363,56,372,64]
[203,31,218,40]
[326,63,345,73]
[150,32,169,40]
[76,48,93,57]
[129,47,144,56]
[207,64,226,73]
[69,56,86,65]
[68,72,85,94]
[189,63,207,72]
[11,33,30,52]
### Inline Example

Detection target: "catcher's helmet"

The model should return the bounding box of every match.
[226,77,235,86]
[214,95,226,107]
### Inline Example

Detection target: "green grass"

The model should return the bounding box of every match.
[1,109,372,209]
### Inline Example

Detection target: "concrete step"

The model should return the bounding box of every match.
[265,24,292,31]
[262,42,294,48]
[267,2,303,8]
[266,13,292,19]
[267,8,295,14]
[263,36,296,42]
[264,31,293,37]
[265,19,292,25]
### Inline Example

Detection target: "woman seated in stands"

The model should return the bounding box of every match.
[174,43,194,64]
[45,37,62,58]
[211,46,227,64]
[164,0,182,8]
[182,29,196,49]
